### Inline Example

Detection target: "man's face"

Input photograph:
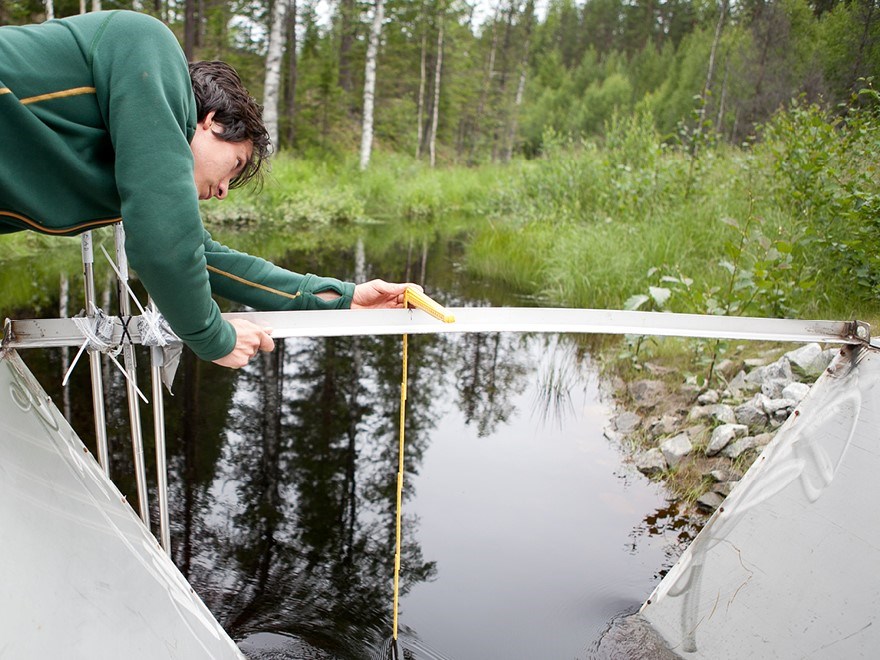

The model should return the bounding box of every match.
[190,111,253,201]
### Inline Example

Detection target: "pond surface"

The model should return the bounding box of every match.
[1,223,689,659]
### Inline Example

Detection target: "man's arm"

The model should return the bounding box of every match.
[90,11,237,361]
[201,230,357,309]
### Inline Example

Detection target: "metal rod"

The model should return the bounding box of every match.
[149,302,171,555]
[4,309,873,350]
[114,225,150,529]
[80,232,110,477]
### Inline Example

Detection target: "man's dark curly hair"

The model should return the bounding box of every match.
[189,61,271,190]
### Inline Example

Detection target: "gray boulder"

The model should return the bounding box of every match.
[628,380,667,408]
[712,481,735,497]
[697,491,726,512]
[785,343,833,380]
[707,423,749,456]
[734,397,769,429]
[763,397,795,415]
[636,448,667,476]
[762,378,792,399]
[660,433,693,469]
[721,435,758,459]
[648,414,680,439]
[710,468,742,482]
[745,358,793,388]
[697,389,720,405]
[689,403,737,425]
[614,411,642,434]
[782,381,810,404]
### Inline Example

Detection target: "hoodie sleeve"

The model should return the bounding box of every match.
[88,11,235,361]
[202,230,356,310]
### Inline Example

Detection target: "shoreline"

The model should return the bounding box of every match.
[602,340,838,525]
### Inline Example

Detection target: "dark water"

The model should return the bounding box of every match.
[1,224,692,659]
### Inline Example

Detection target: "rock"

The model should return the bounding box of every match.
[734,397,768,429]
[697,389,720,405]
[763,397,795,414]
[680,384,702,398]
[660,432,693,468]
[721,435,758,459]
[648,414,679,439]
[636,448,667,476]
[753,432,774,448]
[628,380,667,408]
[697,491,726,512]
[782,381,810,404]
[715,358,739,377]
[745,358,793,388]
[725,370,752,396]
[614,411,642,434]
[707,423,749,456]
[761,378,792,399]
[785,343,833,380]
[744,357,769,369]
[689,404,736,425]
[684,424,709,440]
[709,468,742,482]
[712,481,735,497]
[773,408,791,423]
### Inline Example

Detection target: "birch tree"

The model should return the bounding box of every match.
[429,9,444,167]
[264,0,290,150]
[360,0,386,170]
[44,0,53,20]
[415,30,427,158]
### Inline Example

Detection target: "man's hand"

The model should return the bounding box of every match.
[212,318,275,369]
[351,279,423,309]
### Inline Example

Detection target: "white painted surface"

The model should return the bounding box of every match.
[0,350,244,659]
[641,345,880,658]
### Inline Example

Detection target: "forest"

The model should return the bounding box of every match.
[2,0,878,163]
[2,0,878,337]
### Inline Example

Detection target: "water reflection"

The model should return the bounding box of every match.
[0,224,691,659]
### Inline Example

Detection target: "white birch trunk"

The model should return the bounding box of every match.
[415,33,427,159]
[429,19,444,168]
[44,0,54,20]
[359,0,386,171]
[92,0,102,10]
[263,0,289,151]
[503,52,528,161]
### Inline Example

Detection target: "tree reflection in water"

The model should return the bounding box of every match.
[164,332,456,657]
[0,226,688,658]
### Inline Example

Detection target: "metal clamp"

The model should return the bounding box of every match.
[846,320,872,346]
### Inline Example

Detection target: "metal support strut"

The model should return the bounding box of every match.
[80,232,110,477]
[113,225,150,530]
[149,299,172,555]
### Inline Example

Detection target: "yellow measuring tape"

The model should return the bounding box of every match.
[392,288,455,644]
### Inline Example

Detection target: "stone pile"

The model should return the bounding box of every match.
[607,343,838,514]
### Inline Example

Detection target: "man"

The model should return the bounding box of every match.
[0,10,417,369]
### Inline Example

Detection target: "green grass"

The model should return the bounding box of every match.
[4,99,877,350]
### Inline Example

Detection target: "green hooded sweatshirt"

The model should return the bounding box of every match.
[0,10,355,360]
